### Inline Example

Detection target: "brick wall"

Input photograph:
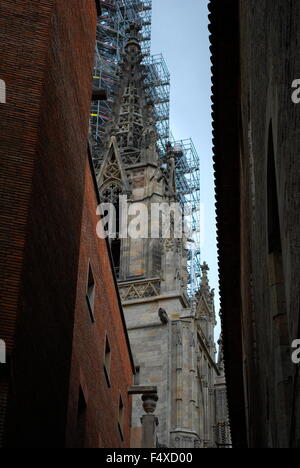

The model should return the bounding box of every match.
[0,0,55,447]
[66,159,133,448]
[0,0,97,447]
[0,0,54,356]
[210,0,300,447]
[239,0,300,447]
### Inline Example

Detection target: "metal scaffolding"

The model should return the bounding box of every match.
[162,137,202,295]
[143,54,170,142]
[91,0,170,157]
[92,0,201,296]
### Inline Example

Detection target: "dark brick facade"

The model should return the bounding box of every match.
[0,0,134,448]
[210,0,300,448]
[66,156,133,448]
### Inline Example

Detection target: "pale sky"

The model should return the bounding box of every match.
[151,0,221,335]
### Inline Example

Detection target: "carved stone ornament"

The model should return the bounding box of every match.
[142,393,158,414]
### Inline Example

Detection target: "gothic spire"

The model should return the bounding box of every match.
[107,23,158,166]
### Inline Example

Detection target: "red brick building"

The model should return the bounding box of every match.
[66,153,134,448]
[0,0,134,448]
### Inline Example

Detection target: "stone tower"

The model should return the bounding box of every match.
[97,25,223,448]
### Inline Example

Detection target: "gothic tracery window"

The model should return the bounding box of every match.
[101,183,122,205]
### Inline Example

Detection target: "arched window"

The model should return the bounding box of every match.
[101,183,122,278]
[267,125,281,255]
[101,183,122,205]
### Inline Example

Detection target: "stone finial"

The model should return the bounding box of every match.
[158,141,179,200]
[125,22,142,53]
[195,261,217,322]
[201,261,209,273]
[217,335,225,371]
[142,394,158,414]
[200,262,210,296]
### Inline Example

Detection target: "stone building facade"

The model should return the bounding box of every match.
[210,0,300,448]
[97,25,231,448]
[0,0,134,448]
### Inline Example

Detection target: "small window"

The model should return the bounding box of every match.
[118,396,124,441]
[134,365,140,385]
[111,238,121,278]
[267,124,281,254]
[86,262,95,322]
[104,335,111,387]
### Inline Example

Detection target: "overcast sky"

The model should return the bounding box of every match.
[151,0,221,336]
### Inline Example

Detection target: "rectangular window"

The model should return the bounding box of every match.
[86,262,95,322]
[134,365,140,386]
[118,396,124,441]
[104,335,111,387]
